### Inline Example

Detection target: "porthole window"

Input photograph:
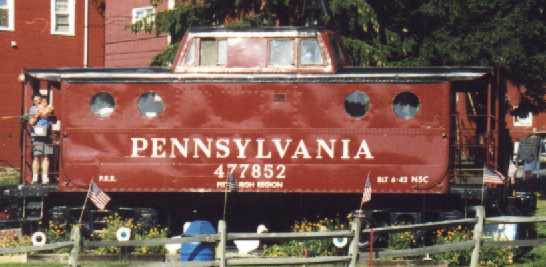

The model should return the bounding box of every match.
[138,92,164,118]
[90,92,115,118]
[344,91,371,118]
[393,92,420,120]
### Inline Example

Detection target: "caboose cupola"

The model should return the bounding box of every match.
[172,27,338,74]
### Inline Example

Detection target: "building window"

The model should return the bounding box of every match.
[51,0,75,36]
[132,6,155,24]
[0,0,14,31]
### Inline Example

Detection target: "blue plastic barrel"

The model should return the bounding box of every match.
[180,220,216,261]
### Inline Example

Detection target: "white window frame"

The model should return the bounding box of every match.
[50,0,76,36]
[132,6,155,24]
[0,0,15,31]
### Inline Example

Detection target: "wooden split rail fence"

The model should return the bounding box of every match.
[1,206,546,267]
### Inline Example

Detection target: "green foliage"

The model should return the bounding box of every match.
[387,231,417,250]
[46,221,69,243]
[91,213,167,255]
[133,226,168,255]
[92,214,135,254]
[430,226,473,266]
[0,232,31,249]
[0,166,20,186]
[431,226,513,267]
[151,43,179,67]
[263,217,348,257]
[137,0,544,102]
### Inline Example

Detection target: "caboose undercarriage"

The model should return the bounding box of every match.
[0,185,534,236]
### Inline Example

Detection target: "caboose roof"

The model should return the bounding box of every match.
[24,66,491,83]
[186,26,324,37]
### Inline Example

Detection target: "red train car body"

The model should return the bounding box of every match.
[1,27,525,231]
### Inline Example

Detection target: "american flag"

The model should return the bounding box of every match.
[88,181,111,210]
[360,173,372,206]
[227,173,238,192]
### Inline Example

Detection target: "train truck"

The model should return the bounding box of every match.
[0,27,532,233]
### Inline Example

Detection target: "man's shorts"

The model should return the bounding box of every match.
[32,141,54,157]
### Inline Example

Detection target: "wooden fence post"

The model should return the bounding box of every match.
[349,211,363,267]
[470,206,485,267]
[218,220,227,267]
[68,224,81,267]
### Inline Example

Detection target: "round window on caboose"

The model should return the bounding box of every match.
[393,91,420,120]
[344,91,371,118]
[90,92,115,118]
[138,92,164,118]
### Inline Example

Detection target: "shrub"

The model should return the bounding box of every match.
[133,226,168,255]
[92,213,136,254]
[91,213,168,255]
[263,217,348,257]
[387,231,417,250]
[47,221,69,243]
[0,167,20,186]
[432,225,513,267]
[431,226,473,266]
[0,231,31,249]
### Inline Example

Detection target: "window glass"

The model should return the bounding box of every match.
[300,39,323,65]
[218,40,227,65]
[393,92,420,120]
[184,39,196,65]
[199,39,227,66]
[132,6,154,24]
[90,92,115,118]
[345,91,371,118]
[269,40,294,66]
[0,0,13,30]
[0,1,7,27]
[138,92,164,118]
[52,0,74,35]
[55,0,69,31]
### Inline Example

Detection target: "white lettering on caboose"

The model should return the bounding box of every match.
[129,137,374,160]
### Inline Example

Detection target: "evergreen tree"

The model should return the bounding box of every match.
[136,0,545,100]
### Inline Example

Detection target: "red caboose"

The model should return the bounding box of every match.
[1,27,520,230]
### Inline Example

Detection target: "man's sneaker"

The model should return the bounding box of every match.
[42,177,49,185]
[31,176,38,184]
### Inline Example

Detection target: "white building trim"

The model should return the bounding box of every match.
[0,0,15,31]
[50,0,76,36]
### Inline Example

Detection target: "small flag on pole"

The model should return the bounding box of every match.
[227,173,238,192]
[360,172,372,206]
[88,181,111,210]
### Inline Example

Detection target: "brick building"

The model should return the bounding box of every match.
[0,0,105,169]
[105,0,174,67]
